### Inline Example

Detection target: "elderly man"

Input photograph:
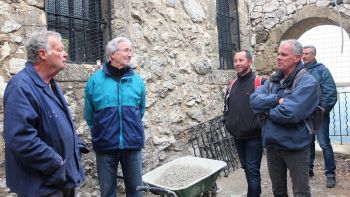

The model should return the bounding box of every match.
[3,31,88,197]
[84,37,146,197]
[303,45,337,187]
[250,40,319,196]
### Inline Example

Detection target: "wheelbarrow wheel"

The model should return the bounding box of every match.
[201,182,218,197]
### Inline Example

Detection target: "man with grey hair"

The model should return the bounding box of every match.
[303,45,337,188]
[84,37,146,197]
[3,31,88,197]
[250,40,319,196]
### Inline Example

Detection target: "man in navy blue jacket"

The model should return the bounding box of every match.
[3,31,88,197]
[303,45,338,188]
[250,40,319,197]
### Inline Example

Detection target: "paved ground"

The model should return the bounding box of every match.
[216,150,350,197]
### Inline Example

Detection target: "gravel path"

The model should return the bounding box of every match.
[216,152,350,197]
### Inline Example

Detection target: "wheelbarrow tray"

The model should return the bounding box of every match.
[142,156,227,197]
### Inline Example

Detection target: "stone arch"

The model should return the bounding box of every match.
[255,5,350,74]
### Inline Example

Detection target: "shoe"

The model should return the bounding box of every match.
[326,176,336,188]
[309,170,314,177]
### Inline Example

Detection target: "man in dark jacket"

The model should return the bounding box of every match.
[250,40,319,197]
[303,45,338,188]
[224,49,264,197]
[3,31,88,197]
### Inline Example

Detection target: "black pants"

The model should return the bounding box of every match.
[19,188,75,197]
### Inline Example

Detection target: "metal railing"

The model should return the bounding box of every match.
[330,91,350,144]
[187,116,240,176]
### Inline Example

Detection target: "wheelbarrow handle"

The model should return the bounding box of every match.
[136,186,177,196]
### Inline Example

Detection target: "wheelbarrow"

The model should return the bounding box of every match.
[137,156,227,197]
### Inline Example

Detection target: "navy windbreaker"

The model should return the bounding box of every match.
[250,63,319,150]
[3,62,85,196]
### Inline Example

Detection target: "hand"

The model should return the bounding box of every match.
[278,98,284,104]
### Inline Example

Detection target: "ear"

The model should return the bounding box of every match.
[294,54,302,63]
[38,48,47,61]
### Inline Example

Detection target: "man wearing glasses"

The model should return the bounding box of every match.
[84,37,146,197]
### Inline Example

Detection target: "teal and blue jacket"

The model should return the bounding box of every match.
[84,63,146,151]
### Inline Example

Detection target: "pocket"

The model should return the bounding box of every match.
[45,161,67,187]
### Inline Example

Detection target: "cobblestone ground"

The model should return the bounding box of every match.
[216,152,350,197]
[0,151,349,197]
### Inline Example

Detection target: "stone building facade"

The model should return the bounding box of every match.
[0,0,350,176]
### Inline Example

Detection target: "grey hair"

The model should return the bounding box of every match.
[280,39,303,55]
[25,31,62,63]
[303,45,317,55]
[235,49,253,60]
[105,37,132,61]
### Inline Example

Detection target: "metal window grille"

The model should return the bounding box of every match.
[46,0,111,64]
[216,0,240,70]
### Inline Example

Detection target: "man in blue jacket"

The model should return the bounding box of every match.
[303,45,338,188]
[84,37,146,197]
[3,31,88,197]
[250,40,319,197]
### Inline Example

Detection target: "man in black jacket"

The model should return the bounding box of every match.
[224,49,264,197]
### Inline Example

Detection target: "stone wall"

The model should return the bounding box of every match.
[245,0,350,74]
[0,0,234,172]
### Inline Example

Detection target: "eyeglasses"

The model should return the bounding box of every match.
[117,48,133,54]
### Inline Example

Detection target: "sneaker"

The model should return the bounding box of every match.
[309,170,314,177]
[326,177,336,188]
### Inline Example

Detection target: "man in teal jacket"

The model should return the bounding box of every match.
[3,31,88,197]
[84,37,146,197]
[303,45,338,188]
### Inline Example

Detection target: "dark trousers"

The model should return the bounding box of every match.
[19,188,75,197]
[266,146,311,197]
[235,138,263,197]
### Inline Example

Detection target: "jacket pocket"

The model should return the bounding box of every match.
[45,161,67,187]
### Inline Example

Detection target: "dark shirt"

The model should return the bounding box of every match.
[107,62,128,81]
[224,71,262,139]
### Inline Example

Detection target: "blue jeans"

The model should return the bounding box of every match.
[309,114,336,176]
[266,146,311,197]
[235,138,263,197]
[96,149,143,197]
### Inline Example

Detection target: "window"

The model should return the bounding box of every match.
[216,0,240,69]
[46,0,111,64]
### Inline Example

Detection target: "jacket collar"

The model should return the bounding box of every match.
[25,61,48,88]
[304,59,322,69]
[237,70,253,80]
[270,61,304,88]
[102,62,133,78]
[25,61,66,109]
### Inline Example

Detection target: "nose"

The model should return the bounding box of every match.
[63,50,68,59]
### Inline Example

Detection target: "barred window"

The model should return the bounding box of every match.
[216,0,240,70]
[46,0,111,64]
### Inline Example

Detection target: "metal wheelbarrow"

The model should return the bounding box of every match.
[137,156,227,197]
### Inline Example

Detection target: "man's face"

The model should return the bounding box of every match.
[46,36,68,72]
[110,41,132,68]
[302,48,315,64]
[234,51,252,76]
[276,43,301,73]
